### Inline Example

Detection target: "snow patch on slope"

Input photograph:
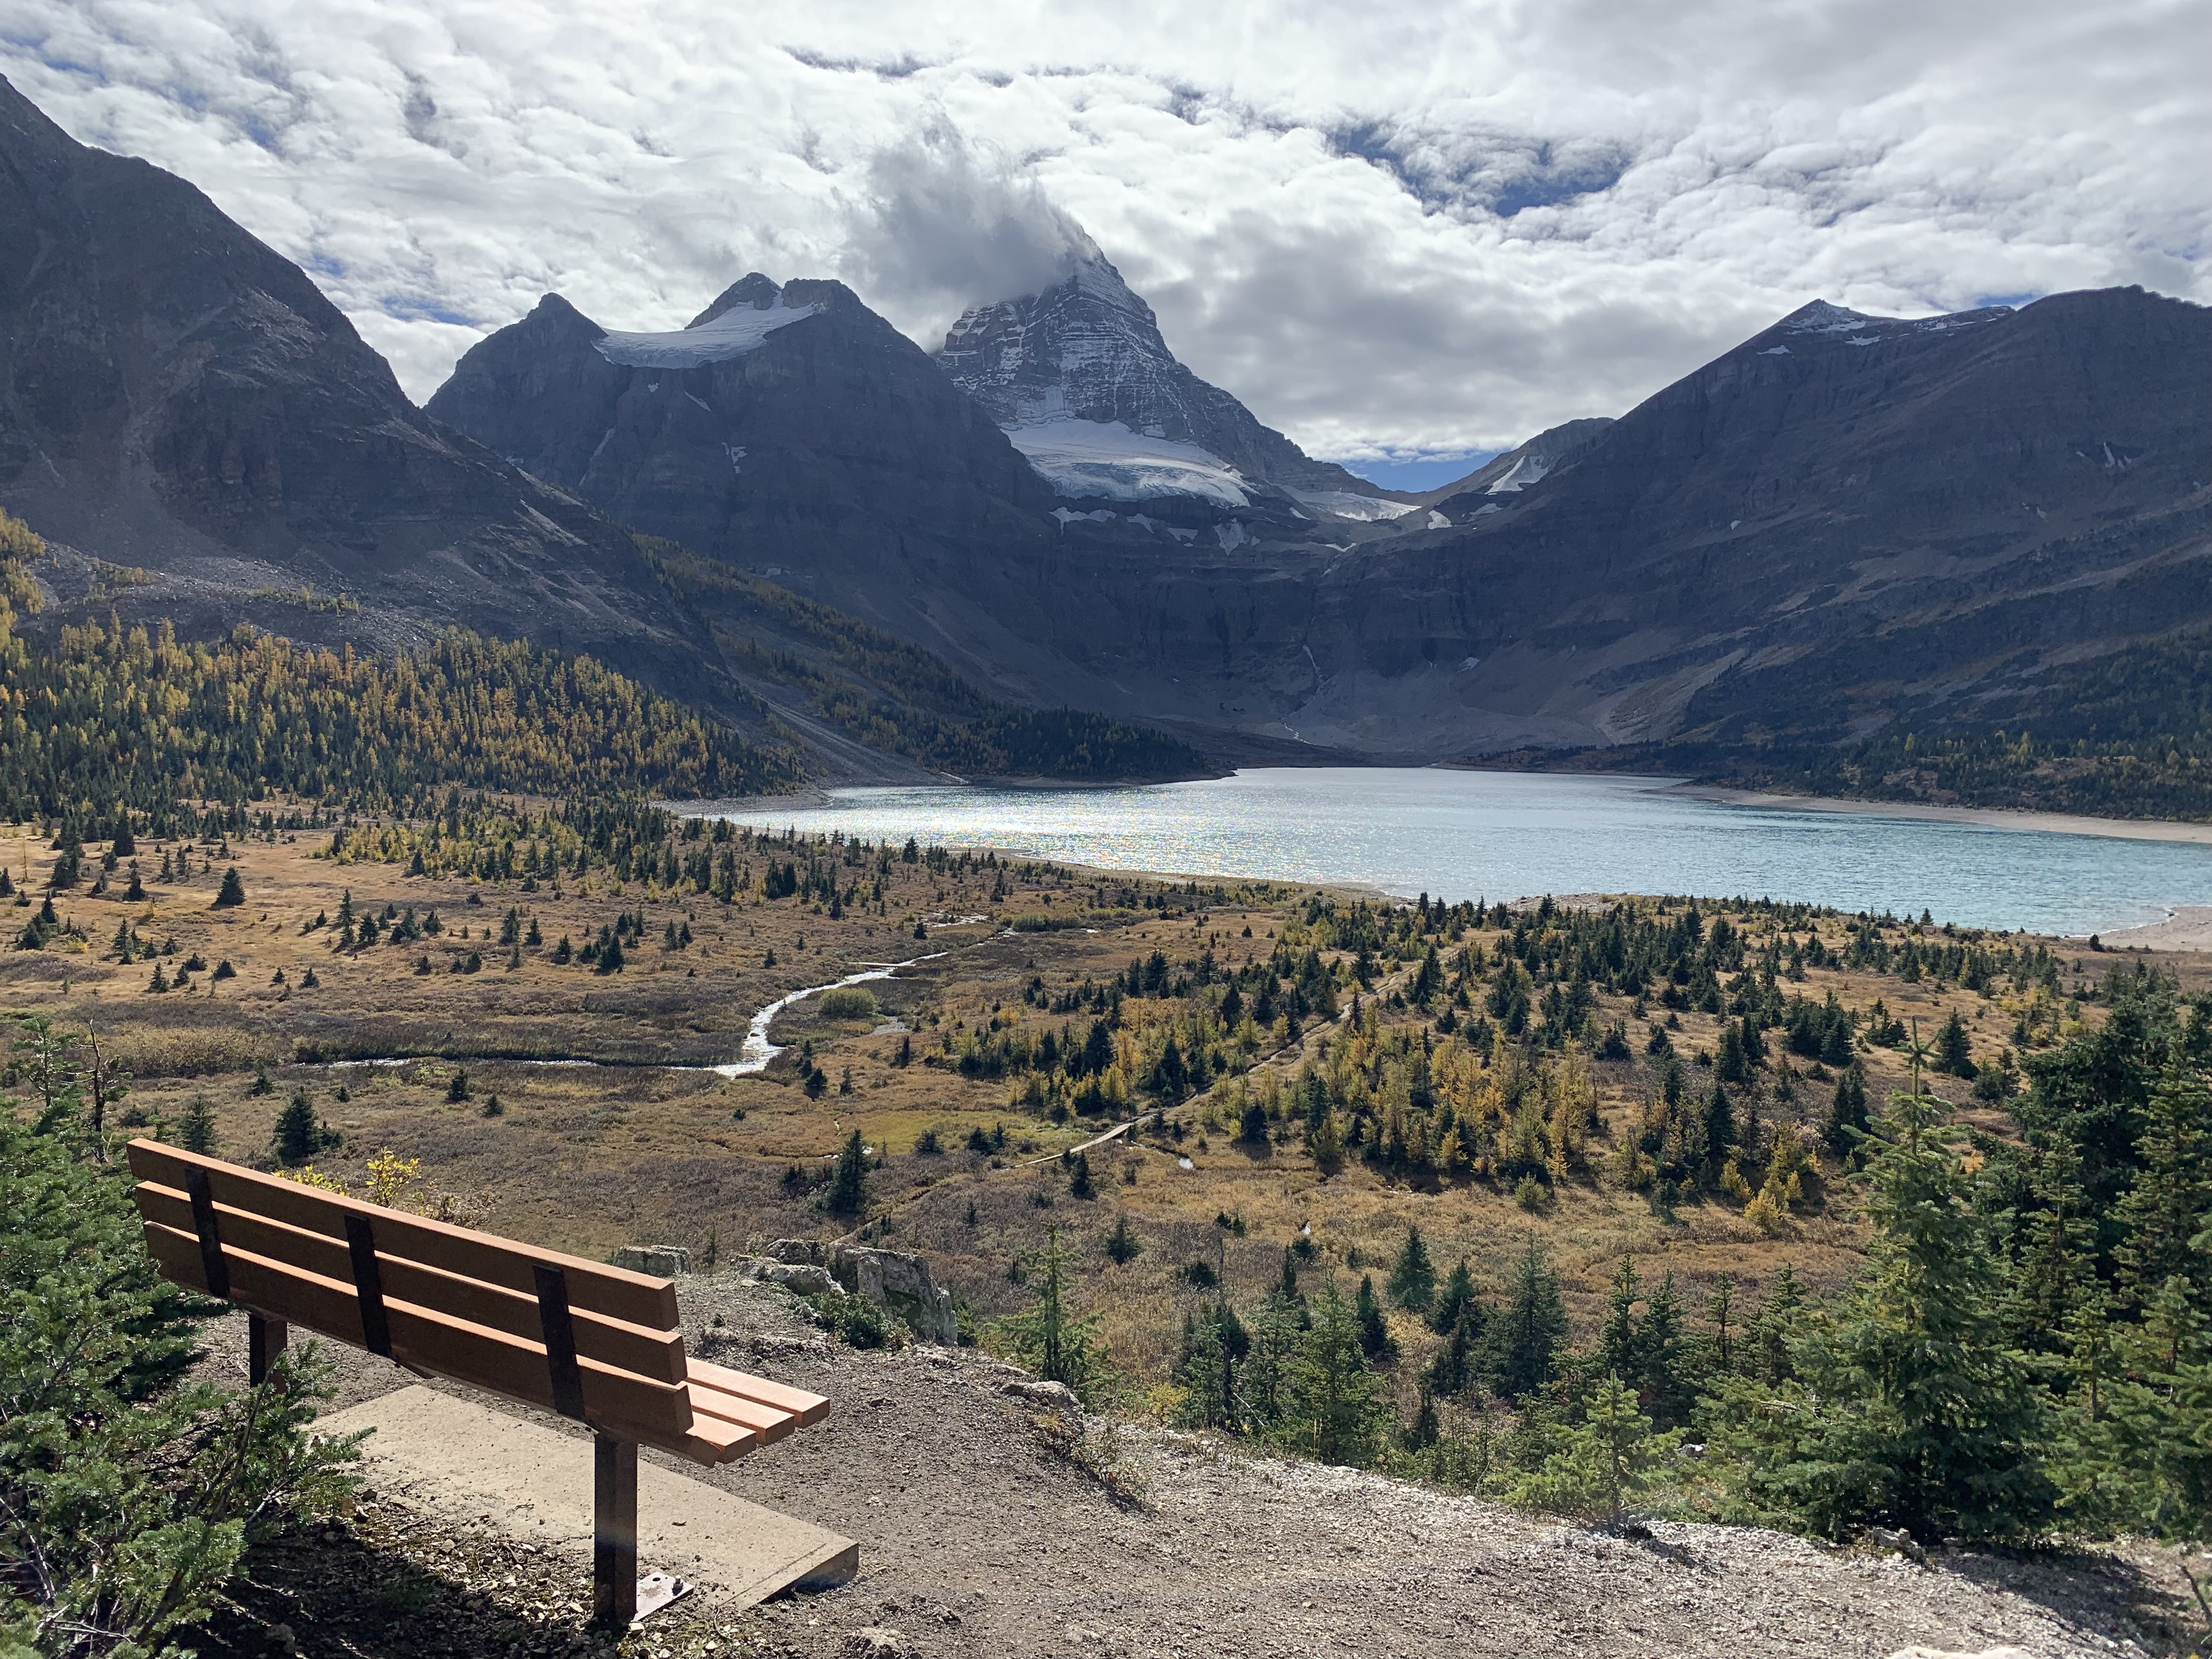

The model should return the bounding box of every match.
[596,300,817,368]
[1005,419,1250,506]
[1485,453,1554,494]
[1290,489,1419,522]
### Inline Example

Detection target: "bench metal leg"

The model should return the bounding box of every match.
[592,1434,637,1628]
[248,1312,288,1386]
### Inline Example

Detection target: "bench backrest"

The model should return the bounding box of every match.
[126,1139,781,1464]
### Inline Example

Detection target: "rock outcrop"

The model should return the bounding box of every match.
[612,1245,692,1277]
[755,1239,958,1345]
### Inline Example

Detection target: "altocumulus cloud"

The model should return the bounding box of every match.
[5,0,2204,465]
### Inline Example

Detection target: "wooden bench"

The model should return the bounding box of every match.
[126,1139,831,1627]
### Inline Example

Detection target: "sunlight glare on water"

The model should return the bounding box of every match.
[675,768,2212,936]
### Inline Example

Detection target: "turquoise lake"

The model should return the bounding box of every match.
[674,768,2212,936]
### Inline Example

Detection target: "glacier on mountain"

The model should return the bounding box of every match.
[1289,489,1419,522]
[1009,419,1251,506]
[596,298,817,368]
[938,250,1397,509]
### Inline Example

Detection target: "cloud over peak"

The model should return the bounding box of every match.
[7,1,2204,463]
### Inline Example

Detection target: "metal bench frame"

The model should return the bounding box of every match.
[127,1139,829,1626]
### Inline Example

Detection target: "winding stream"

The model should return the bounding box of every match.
[309,951,947,1077]
[708,951,943,1077]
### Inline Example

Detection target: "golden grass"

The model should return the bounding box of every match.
[0,814,2141,1381]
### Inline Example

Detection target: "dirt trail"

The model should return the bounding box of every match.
[266,1279,2171,1659]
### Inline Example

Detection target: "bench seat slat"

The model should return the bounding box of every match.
[685,1357,833,1427]
[134,1181,686,1384]
[669,1413,760,1465]
[685,1380,798,1443]
[128,1141,677,1328]
[142,1220,691,1436]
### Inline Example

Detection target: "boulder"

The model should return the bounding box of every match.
[756,1262,836,1295]
[612,1245,691,1277]
[832,1245,958,1345]
[768,1238,827,1266]
[1000,1379,1081,1413]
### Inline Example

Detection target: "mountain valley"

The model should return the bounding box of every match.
[3,72,2209,806]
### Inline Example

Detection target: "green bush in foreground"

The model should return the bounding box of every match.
[0,1112,360,1656]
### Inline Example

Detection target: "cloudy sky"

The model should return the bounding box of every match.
[5,1,2205,484]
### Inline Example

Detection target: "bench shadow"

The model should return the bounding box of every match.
[185,1518,630,1659]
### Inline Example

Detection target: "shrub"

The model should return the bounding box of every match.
[816,986,878,1021]
[0,1116,360,1655]
[805,1288,892,1350]
[1008,913,1086,933]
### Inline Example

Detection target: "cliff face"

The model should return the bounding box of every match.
[0,75,703,687]
[428,274,1063,588]
[935,255,1386,509]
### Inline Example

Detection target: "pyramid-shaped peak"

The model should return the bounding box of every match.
[1779,298,1877,334]
[689,273,784,329]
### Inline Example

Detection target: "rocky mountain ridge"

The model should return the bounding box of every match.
[7,74,2208,785]
[0,76,1205,783]
[935,252,1402,518]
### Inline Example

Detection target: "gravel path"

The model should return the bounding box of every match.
[199,1281,2176,1659]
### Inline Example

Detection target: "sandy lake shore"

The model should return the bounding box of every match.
[1685,785,2212,848]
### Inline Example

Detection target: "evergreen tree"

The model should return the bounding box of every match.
[1104,1212,1141,1265]
[1240,1294,1301,1430]
[1277,1245,1302,1303]
[2096,1277,2212,1544]
[212,866,246,909]
[175,1096,217,1156]
[1745,1263,1804,1386]
[1484,1239,1568,1401]
[2010,1132,2101,1356]
[1427,1307,1480,1398]
[1824,1061,1870,1153]
[1172,1305,1236,1430]
[1704,1080,1737,1165]
[1716,1023,1750,1086]
[270,1091,328,1167]
[1355,1274,1397,1363]
[1600,1257,1646,1383]
[1003,1226,1105,1402]
[1705,1273,1738,1375]
[1510,1372,1679,1525]
[0,1113,359,1655]
[1936,1010,1977,1077]
[1387,1224,1437,1312]
[1430,1257,1479,1335]
[1282,1281,1392,1468]
[824,1130,870,1218]
[1067,1150,1094,1200]
[2112,1051,2212,1307]
[1307,1109,1345,1176]
[1403,1383,1441,1453]
[1640,1272,1691,1427]
[1708,1090,2053,1541]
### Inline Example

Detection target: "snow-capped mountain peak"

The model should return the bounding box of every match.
[937,252,1392,510]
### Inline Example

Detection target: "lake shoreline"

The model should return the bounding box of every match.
[1681,784,2212,848]
[665,767,2212,938]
